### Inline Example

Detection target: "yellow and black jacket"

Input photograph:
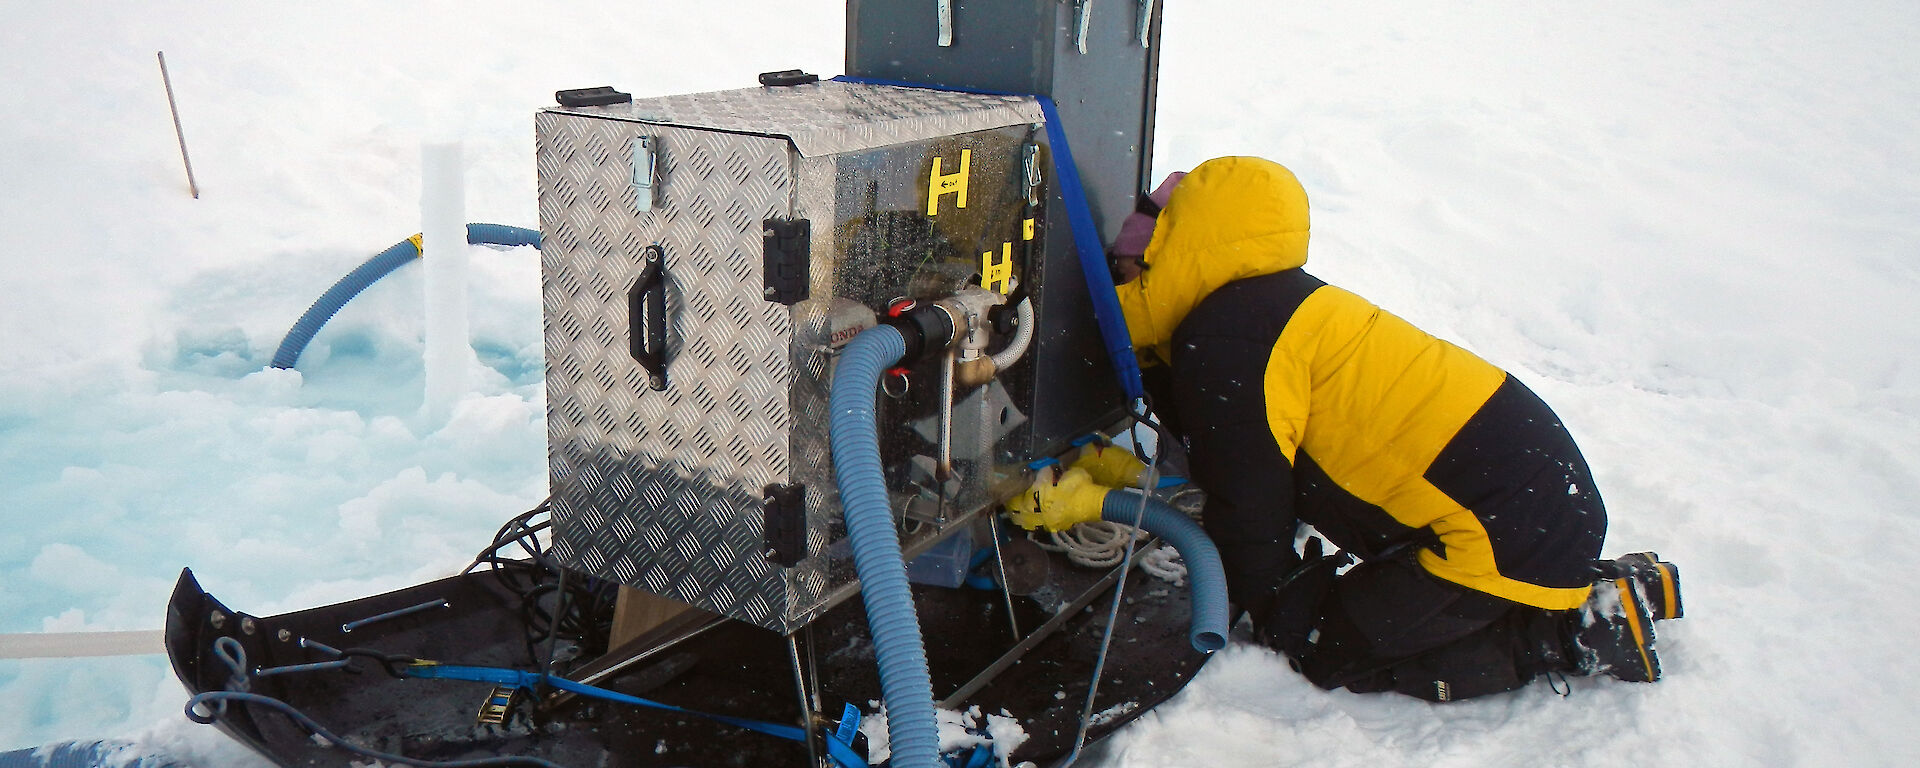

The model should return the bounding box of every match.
[1117,157,1605,611]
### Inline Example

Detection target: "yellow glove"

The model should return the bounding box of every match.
[1071,445,1149,488]
[1006,467,1111,532]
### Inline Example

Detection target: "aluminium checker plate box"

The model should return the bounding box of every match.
[538,81,1050,634]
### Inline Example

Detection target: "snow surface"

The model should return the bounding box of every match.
[4,0,1920,765]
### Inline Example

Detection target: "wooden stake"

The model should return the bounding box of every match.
[157,51,200,198]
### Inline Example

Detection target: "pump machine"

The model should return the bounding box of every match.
[163,3,1229,767]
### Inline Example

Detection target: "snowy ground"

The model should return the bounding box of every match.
[4,1,1918,765]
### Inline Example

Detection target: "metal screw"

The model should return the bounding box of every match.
[209,611,226,629]
[277,629,293,642]
[240,618,257,635]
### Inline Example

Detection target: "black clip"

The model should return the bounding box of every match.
[758,70,820,87]
[556,86,632,108]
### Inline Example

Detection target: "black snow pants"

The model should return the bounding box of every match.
[1292,557,1565,702]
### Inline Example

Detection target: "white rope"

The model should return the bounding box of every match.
[1138,545,1187,586]
[1030,486,1205,584]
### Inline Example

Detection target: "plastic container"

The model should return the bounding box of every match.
[906,531,977,588]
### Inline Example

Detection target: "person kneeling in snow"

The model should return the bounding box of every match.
[1025,157,1682,701]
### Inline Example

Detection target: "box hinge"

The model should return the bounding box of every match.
[762,483,807,568]
[762,218,811,305]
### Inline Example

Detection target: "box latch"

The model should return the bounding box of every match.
[631,137,656,213]
[762,483,807,567]
[762,218,811,305]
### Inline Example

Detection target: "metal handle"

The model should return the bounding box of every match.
[628,244,668,391]
[1073,0,1092,55]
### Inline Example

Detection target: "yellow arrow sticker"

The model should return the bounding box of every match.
[926,149,971,216]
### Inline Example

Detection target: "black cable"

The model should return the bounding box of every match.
[1126,394,1182,471]
[464,499,618,665]
[185,691,568,768]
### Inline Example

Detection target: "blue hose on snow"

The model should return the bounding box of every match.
[269,223,541,370]
[828,325,940,768]
[1101,492,1231,653]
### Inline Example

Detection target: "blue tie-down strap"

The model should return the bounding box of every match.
[408,662,1023,768]
[408,663,896,767]
[949,745,996,768]
[820,702,1002,768]
[403,663,806,742]
[826,703,869,768]
[830,75,1147,402]
[963,545,1001,591]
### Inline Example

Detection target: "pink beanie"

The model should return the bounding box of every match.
[1111,171,1186,258]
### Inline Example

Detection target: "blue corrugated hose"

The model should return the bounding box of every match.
[268,223,541,370]
[1101,492,1230,653]
[828,325,941,768]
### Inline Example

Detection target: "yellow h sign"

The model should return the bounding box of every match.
[981,242,1014,294]
[926,149,971,216]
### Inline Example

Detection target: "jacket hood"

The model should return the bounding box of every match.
[1116,157,1311,365]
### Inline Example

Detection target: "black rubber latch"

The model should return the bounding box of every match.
[758,70,820,87]
[555,86,632,108]
[762,483,807,568]
[988,303,1017,336]
[763,218,811,305]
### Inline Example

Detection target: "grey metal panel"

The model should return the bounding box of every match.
[847,0,1056,105]
[547,81,1044,158]
[539,112,804,631]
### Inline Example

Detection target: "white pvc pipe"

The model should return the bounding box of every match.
[988,297,1035,370]
[421,142,470,426]
[0,630,164,659]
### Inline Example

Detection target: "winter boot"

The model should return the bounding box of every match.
[1597,552,1683,621]
[1510,608,1573,679]
[1566,576,1661,682]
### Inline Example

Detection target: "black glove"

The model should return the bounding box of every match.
[1249,538,1353,659]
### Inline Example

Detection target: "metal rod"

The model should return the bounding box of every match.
[339,598,449,633]
[938,545,1144,709]
[937,347,957,522]
[787,632,822,768]
[938,348,956,481]
[804,624,824,715]
[545,613,727,710]
[986,512,1021,640]
[1073,0,1093,55]
[1061,459,1160,766]
[573,614,726,689]
[298,637,343,657]
[156,51,199,199]
[254,659,352,677]
[542,571,568,676]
